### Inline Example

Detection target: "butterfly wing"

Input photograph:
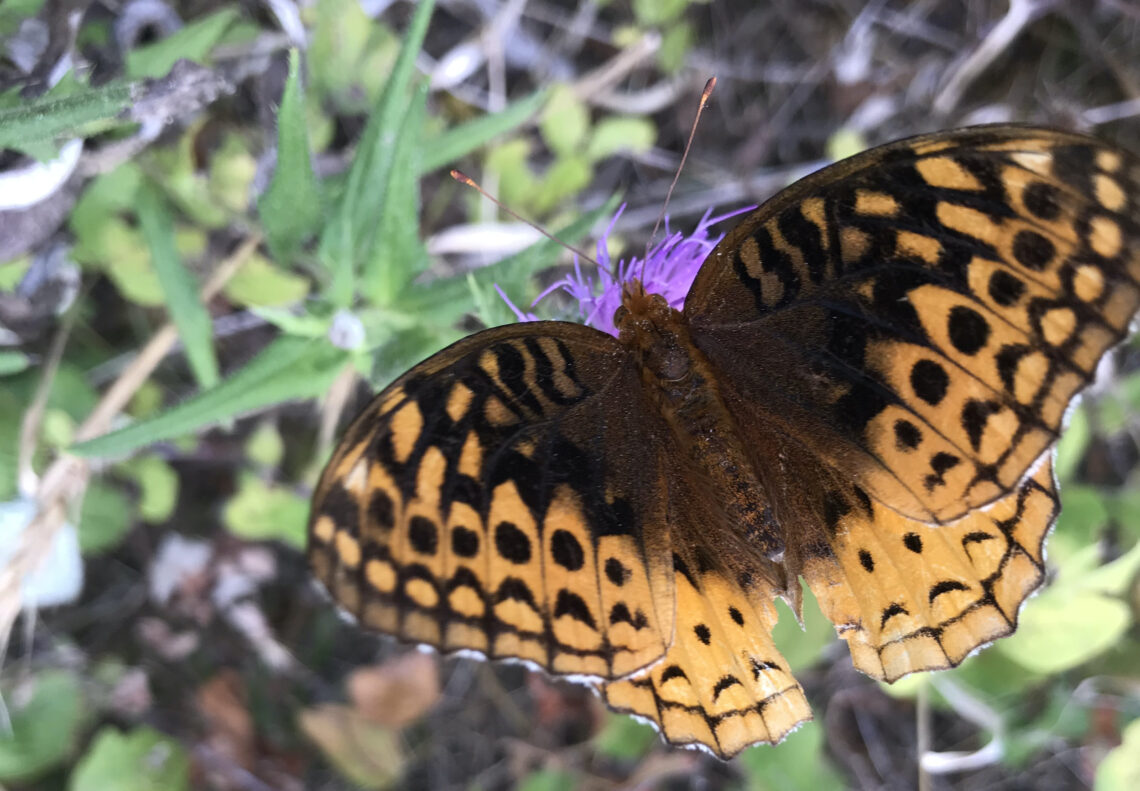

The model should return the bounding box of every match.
[602,467,811,758]
[686,125,1139,524]
[308,322,676,680]
[805,458,1057,682]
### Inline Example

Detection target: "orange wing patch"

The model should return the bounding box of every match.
[604,551,810,759]
[806,460,1058,682]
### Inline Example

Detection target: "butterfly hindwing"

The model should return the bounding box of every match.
[687,126,1139,524]
[803,459,1058,681]
[308,322,676,680]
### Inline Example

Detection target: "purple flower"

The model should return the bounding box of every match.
[497,204,755,337]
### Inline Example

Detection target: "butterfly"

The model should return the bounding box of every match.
[307,125,1139,758]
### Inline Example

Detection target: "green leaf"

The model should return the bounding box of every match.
[260,49,325,263]
[738,721,844,790]
[0,81,134,154]
[418,89,547,174]
[632,0,690,25]
[245,422,285,468]
[309,0,398,113]
[1054,404,1090,482]
[361,82,429,305]
[770,581,835,672]
[534,154,592,214]
[586,116,656,161]
[136,183,219,389]
[519,769,577,791]
[657,20,693,73]
[126,9,238,79]
[593,713,657,760]
[317,0,437,307]
[69,726,189,791]
[222,473,308,548]
[539,86,589,157]
[997,542,1140,673]
[0,350,31,376]
[0,670,85,782]
[71,336,349,458]
[223,253,311,307]
[79,480,133,555]
[1096,717,1140,791]
[119,456,180,523]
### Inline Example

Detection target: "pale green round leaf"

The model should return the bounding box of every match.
[998,590,1131,674]
[0,670,85,782]
[1096,717,1140,791]
[69,726,189,791]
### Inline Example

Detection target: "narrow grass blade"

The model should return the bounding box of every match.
[417,89,547,175]
[72,336,349,458]
[361,82,429,305]
[136,184,219,389]
[317,0,436,306]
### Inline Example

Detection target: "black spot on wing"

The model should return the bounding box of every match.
[929,580,970,603]
[880,602,909,628]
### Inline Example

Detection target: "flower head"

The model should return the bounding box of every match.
[498,204,756,337]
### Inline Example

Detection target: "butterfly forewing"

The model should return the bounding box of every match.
[308,322,676,680]
[687,126,1140,524]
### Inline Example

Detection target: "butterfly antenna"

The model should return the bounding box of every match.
[450,170,600,269]
[642,76,717,280]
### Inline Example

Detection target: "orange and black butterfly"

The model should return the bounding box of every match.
[308,125,1139,757]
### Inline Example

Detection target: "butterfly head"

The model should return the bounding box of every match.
[615,279,691,382]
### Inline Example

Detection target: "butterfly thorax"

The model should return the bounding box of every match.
[616,280,785,559]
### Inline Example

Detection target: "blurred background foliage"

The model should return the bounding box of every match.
[0,0,1139,789]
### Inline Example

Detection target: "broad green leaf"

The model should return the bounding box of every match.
[71,336,349,458]
[126,9,238,79]
[738,721,844,790]
[1096,717,1140,791]
[485,138,539,208]
[593,713,657,760]
[137,183,219,389]
[361,82,429,305]
[119,456,179,523]
[79,480,133,555]
[318,0,436,307]
[586,116,656,161]
[418,89,547,174]
[0,81,133,154]
[998,590,1131,673]
[69,726,189,791]
[632,0,690,25]
[540,86,589,157]
[223,253,310,307]
[533,154,592,214]
[223,473,307,548]
[657,20,694,73]
[260,49,324,262]
[0,350,31,376]
[0,670,85,782]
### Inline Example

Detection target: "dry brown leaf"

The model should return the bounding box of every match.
[346,651,440,729]
[299,704,405,790]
